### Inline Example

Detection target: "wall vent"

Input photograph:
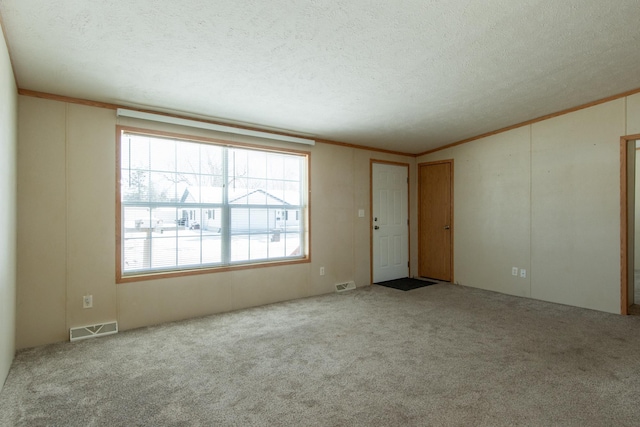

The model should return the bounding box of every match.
[335,281,356,292]
[70,321,118,342]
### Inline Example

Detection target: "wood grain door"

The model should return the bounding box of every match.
[419,161,453,281]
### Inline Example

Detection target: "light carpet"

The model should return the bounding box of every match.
[1,284,640,426]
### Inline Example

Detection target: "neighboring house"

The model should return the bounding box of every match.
[179,186,301,233]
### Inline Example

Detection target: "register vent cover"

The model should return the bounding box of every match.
[335,281,356,292]
[70,321,118,342]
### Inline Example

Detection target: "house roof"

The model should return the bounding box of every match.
[181,187,299,206]
[2,1,640,154]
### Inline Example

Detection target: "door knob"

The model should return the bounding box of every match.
[374,225,380,230]
[444,225,450,230]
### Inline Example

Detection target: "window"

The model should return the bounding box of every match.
[117,127,309,281]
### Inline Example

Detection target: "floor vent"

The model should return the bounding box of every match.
[336,281,356,292]
[70,321,118,342]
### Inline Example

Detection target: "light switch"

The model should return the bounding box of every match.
[358,209,365,218]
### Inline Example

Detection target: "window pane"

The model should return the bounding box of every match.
[151,236,177,269]
[284,231,302,257]
[180,174,206,203]
[268,226,286,258]
[247,178,268,192]
[230,234,249,262]
[127,135,150,170]
[121,137,131,170]
[284,182,301,205]
[202,234,222,264]
[202,208,221,232]
[247,150,267,178]
[149,138,175,172]
[200,174,224,189]
[200,144,224,176]
[123,206,147,232]
[123,237,150,271]
[120,129,307,277]
[267,153,284,180]
[250,208,268,233]
[199,142,224,200]
[176,141,201,174]
[284,156,300,181]
[229,148,248,180]
[121,169,150,202]
[122,207,165,233]
[283,208,301,231]
[250,234,268,260]
[200,186,223,204]
[149,172,177,203]
[231,208,250,234]
[229,187,249,205]
[266,181,284,203]
[177,236,201,266]
[154,207,178,237]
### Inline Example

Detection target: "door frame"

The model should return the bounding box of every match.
[369,159,411,284]
[620,134,640,315]
[418,159,454,282]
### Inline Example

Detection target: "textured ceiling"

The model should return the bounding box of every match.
[2,0,640,154]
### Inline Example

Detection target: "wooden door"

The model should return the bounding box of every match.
[372,162,409,283]
[419,161,453,281]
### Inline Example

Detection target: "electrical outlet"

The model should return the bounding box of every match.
[520,269,527,278]
[320,267,325,276]
[83,295,93,309]
[511,267,518,276]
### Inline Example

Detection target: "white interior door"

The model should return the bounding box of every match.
[372,162,409,283]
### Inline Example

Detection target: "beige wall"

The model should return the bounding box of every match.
[17,87,640,349]
[0,31,17,390]
[530,100,623,312]
[627,93,640,136]
[17,99,67,348]
[16,96,417,348]
[635,149,640,270]
[418,126,532,297]
[418,98,635,314]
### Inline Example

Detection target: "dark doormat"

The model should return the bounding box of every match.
[375,277,438,291]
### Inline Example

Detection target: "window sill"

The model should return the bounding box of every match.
[116,256,311,284]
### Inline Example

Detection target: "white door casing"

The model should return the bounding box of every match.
[372,162,409,283]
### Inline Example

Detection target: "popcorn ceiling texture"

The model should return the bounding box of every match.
[2,0,640,153]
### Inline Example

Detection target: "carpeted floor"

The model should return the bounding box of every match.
[2,284,640,426]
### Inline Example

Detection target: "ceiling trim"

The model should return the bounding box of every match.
[21,83,640,160]
[315,137,414,157]
[17,88,415,158]
[18,88,122,109]
[417,86,640,157]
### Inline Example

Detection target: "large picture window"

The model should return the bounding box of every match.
[117,127,309,281]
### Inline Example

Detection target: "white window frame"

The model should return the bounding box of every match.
[116,126,310,283]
